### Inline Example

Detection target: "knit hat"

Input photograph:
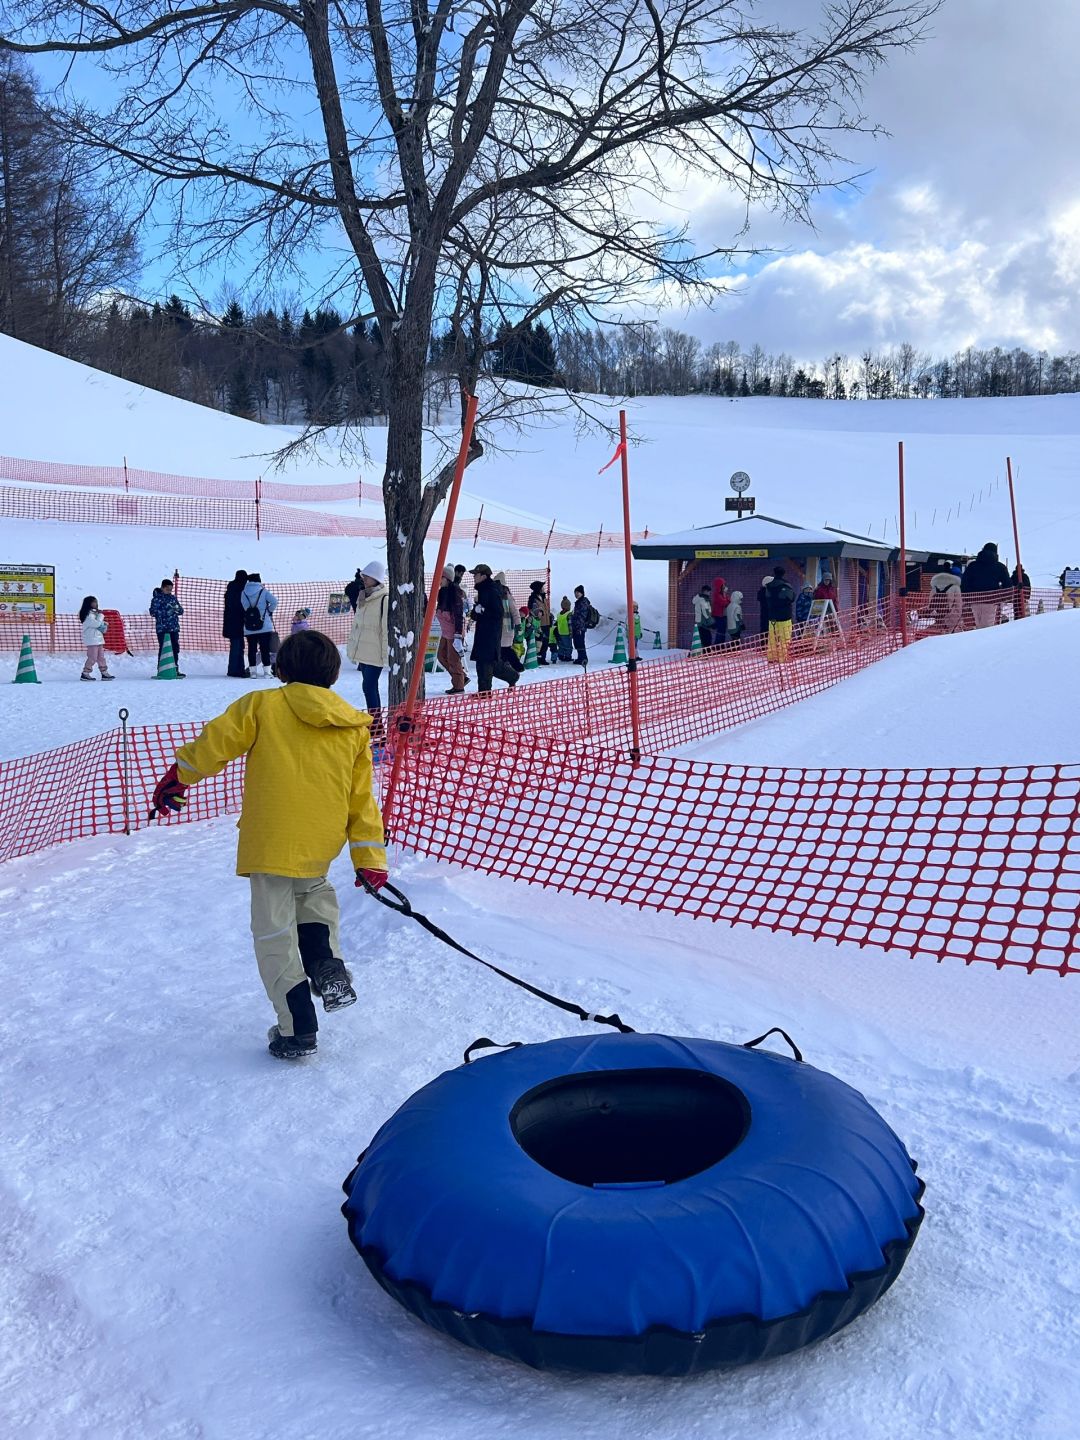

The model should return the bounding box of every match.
[529,580,545,591]
[441,565,455,583]
[361,560,386,583]
[494,570,507,585]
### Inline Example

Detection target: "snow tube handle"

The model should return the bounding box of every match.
[742,1027,803,1063]
[464,1037,524,1065]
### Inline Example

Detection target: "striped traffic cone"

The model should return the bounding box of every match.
[152,640,180,680]
[689,624,703,658]
[12,633,41,684]
[609,622,628,664]
[524,628,539,670]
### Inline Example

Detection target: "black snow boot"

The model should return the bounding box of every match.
[311,960,357,1013]
[267,1025,317,1060]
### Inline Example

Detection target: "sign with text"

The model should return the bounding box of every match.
[695,548,768,559]
[724,496,756,513]
[0,563,55,622]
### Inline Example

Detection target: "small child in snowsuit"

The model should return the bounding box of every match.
[555,596,574,661]
[149,578,185,677]
[78,596,114,680]
[151,629,388,1060]
[291,608,312,635]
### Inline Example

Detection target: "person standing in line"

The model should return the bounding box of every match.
[764,565,795,663]
[795,584,814,628]
[78,596,114,680]
[435,565,468,694]
[223,569,250,677]
[726,589,744,645]
[241,572,278,675]
[813,572,838,604]
[710,575,730,646]
[528,580,553,664]
[1010,563,1031,619]
[571,584,592,666]
[149,629,387,1061]
[469,563,520,693]
[960,543,1011,629]
[344,568,364,612]
[494,572,525,673]
[554,596,573,661]
[345,560,389,731]
[693,585,713,649]
[150,577,186,677]
[756,573,773,635]
[929,564,962,633]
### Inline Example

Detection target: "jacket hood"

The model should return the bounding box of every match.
[280,684,368,730]
[730,591,743,602]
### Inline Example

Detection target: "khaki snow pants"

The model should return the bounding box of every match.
[249,873,341,1036]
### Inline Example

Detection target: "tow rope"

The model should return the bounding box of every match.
[357,878,804,1068]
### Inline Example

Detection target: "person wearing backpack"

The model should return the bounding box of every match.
[764,565,795,664]
[241,572,278,676]
[571,585,596,666]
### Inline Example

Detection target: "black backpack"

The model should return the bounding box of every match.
[585,603,600,629]
[243,587,265,631]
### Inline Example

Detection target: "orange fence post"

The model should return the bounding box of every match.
[898,440,909,647]
[382,392,479,829]
[1006,455,1026,616]
[618,409,642,764]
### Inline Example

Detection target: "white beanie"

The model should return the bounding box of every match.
[361,560,386,583]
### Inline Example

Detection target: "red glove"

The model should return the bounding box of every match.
[152,763,188,815]
[356,868,389,892]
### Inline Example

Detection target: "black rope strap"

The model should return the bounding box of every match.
[358,878,636,1055]
[742,1027,803,1062]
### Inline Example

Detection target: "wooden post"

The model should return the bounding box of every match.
[898,441,909,646]
[383,393,479,830]
[618,410,642,764]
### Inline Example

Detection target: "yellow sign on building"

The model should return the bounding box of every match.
[694,548,768,560]
[0,563,55,622]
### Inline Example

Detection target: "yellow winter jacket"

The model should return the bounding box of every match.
[175,685,387,879]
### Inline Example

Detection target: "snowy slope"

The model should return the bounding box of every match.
[677,609,1080,769]
[3,334,1080,588]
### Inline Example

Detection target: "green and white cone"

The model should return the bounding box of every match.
[609,622,628,664]
[12,633,41,684]
[153,640,180,680]
[524,628,539,670]
[689,623,703,657]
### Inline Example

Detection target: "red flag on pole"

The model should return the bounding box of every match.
[599,441,626,474]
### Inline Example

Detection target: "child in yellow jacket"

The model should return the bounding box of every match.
[151,629,388,1060]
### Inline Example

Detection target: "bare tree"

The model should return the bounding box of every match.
[1,0,939,701]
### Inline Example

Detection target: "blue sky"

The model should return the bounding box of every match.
[30,0,1080,358]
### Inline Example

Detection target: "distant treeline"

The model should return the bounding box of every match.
[4,56,1079,424]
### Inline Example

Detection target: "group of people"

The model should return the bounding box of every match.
[928,543,1029,631]
[77,578,188,680]
[692,574,752,649]
[691,567,839,664]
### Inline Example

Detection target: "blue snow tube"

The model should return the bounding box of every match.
[341,1033,924,1374]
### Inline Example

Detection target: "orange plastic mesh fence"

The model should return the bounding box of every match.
[0,480,644,549]
[1,716,1076,975]
[0,453,369,503]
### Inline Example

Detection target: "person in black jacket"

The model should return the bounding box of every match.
[222,569,249,676]
[764,565,795,663]
[961,543,1011,628]
[344,569,364,612]
[470,563,520,693]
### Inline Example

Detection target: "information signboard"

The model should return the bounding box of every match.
[695,547,767,560]
[0,563,55,622]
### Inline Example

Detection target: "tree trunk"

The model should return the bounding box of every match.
[381,348,430,710]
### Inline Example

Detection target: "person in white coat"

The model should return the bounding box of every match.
[78,596,114,680]
[726,590,744,644]
[241,572,278,675]
[345,560,389,729]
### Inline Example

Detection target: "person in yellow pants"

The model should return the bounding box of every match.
[151,629,388,1060]
[763,565,796,663]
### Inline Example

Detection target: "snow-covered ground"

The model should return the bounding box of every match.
[1,823,1077,1440]
[3,339,1080,1439]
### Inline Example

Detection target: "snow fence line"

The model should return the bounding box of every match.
[2,619,1078,976]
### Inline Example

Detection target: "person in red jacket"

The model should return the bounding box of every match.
[710,575,731,644]
[813,572,838,603]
